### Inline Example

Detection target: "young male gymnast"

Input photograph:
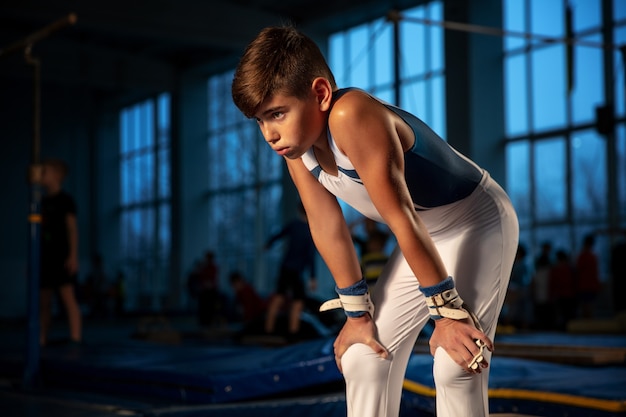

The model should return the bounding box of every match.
[231,25,519,417]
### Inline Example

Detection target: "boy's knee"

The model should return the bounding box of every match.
[432,347,472,387]
[341,343,390,383]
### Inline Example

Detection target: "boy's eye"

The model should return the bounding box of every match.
[272,111,284,119]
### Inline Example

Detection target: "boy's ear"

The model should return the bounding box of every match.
[311,77,333,111]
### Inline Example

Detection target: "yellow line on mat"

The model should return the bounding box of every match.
[402,379,626,413]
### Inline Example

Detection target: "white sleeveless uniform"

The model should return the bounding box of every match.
[301,88,519,417]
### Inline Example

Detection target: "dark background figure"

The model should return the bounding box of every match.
[503,243,531,330]
[229,270,266,323]
[112,270,126,318]
[359,228,390,291]
[187,251,221,327]
[549,249,577,330]
[531,241,554,330]
[264,202,317,339]
[350,217,391,290]
[575,234,601,319]
[39,158,82,345]
[82,252,111,318]
[610,236,626,314]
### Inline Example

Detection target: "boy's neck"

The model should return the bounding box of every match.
[46,184,62,194]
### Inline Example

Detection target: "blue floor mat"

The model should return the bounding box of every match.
[1,331,625,416]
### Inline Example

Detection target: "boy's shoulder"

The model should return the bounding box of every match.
[329,88,389,130]
[332,87,369,104]
[331,88,370,115]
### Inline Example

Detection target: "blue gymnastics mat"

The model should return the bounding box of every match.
[36,337,343,404]
[1,332,625,417]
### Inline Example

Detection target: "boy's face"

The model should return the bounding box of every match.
[41,164,62,188]
[253,88,327,160]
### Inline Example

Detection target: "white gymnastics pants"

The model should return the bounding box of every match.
[340,172,519,417]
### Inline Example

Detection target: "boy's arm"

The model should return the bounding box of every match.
[286,156,387,370]
[285,158,361,289]
[66,213,79,275]
[331,91,491,372]
[329,91,448,288]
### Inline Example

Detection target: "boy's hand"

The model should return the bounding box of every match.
[429,318,493,374]
[333,313,388,373]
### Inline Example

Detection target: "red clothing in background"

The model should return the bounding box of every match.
[576,249,600,294]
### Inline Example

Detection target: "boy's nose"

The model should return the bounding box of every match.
[262,126,279,144]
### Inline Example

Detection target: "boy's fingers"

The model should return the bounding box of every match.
[370,341,388,359]
[335,355,343,373]
[334,340,388,373]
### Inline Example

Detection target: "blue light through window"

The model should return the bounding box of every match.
[503,0,624,273]
[119,93,171,310]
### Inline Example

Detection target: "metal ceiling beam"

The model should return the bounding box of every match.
[0,0,285,50]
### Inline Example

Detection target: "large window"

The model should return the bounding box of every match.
[503,0,626,279]
[119,93,171,310]
[329,2,445,134]
[206,72,283,294]
[328,1,445,229]
[615,1,626,224]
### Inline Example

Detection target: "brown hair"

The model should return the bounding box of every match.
[231,25,337,118]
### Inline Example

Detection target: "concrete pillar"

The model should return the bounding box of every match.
[444,0,506,184]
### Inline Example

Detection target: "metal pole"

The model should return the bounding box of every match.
[0,14,77,58]
[390,11,401,107]
[396,13,617,51]
[0,12,77,389]
[23,44,42,390]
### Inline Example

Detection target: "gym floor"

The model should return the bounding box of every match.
[1,313,625,417]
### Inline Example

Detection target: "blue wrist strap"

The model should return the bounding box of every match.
[336,278,368,296]
[336,279,369,318]
[419,276,454,297]
[420,276,469,321]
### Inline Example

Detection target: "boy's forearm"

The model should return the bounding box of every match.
[309,213,361,289]
[287,158,361,289]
